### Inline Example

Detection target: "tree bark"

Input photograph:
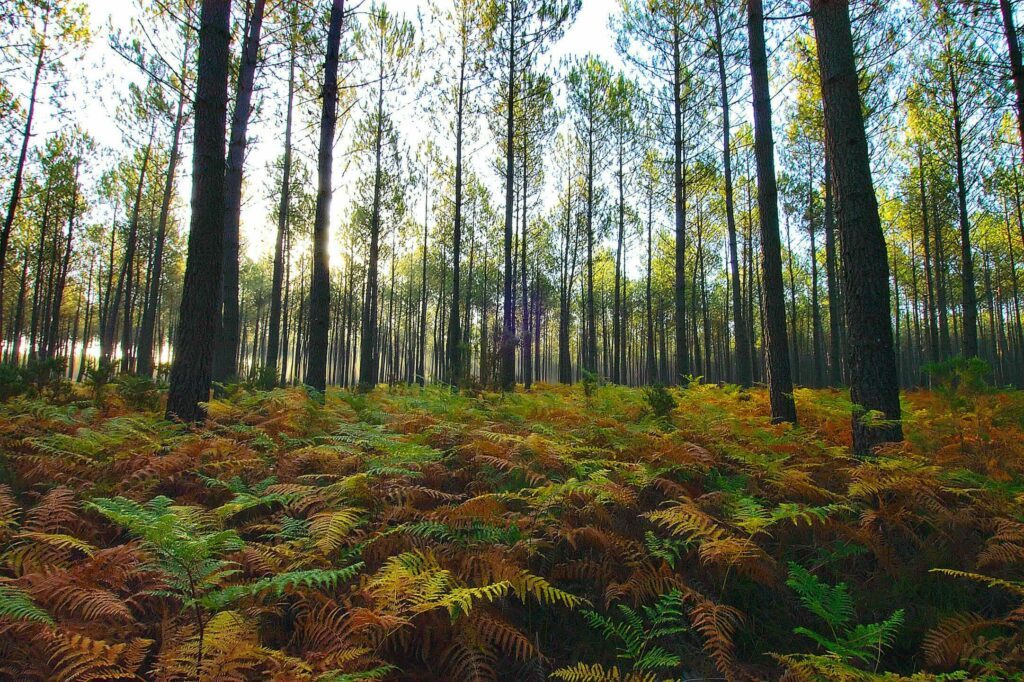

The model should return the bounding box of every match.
[811,0,902,454]
[214,0,266,383]
[0,14,48,346]
[305,0,345,393]
[672,23,689,384]
[1000,0,1024,164]
[748,0,797,423]
[713,3,751,387]
[266,30,296,381]
[166,0,233,422]
[499,6,517,391]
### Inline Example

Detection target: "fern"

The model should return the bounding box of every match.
[567,590,687,679]
[785,562,903,667]
[202,564,364,610]
[0,583,54,624]
[551,662,658,682]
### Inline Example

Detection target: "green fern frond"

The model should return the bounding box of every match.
[0,583,54,624]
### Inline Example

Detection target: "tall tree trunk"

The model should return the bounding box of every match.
[446,47,467,386]
[748,0,797,423]
[645,175,656,383]
[29,182,53,360]
[1000,0,1024,164]
[306,0,345,393]
[10,248,29,365]
[114,128,155,372]
[266,32,296,381]
[359,60,386,391]
[613,134,625,384]
[46,162,80,362]
[499,7,517,391]
[948,56,978,358]
[521,144,532,389]
[810,0,902,454]
[713,4,751,387]
[585,122,597,377]
[824,157,844,385]
[920,152,938,365]
[0,14,47,345]
[418,172,429,386]
[214,0,266,382]
[808,166,824,387]
[138,43,190,378]
[166,0,233,422]
[672,23,689,384]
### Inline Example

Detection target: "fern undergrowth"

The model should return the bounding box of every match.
[0,381,1021,680]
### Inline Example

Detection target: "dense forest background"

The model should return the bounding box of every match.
[2,0,1022,416]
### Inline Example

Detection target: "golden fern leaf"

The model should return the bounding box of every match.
[645,500,729,543]
[428,581,512,618]
[309,508,363,555]
[47,632,150,682]
[510,571,588,609]
[550,662,657,682]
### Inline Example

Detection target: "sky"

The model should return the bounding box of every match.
[52,0,626,266]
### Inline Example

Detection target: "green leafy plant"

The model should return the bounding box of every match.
[83,358,115,403]
[780,562,904,672]
[0,363,26,402]
[582,369,600,402]
[87,496,245,674]
[641,383,677,420]
[116,373,161,410]
[22,357,69,400]
[553,590,688,680]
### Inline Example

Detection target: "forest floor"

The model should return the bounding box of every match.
[0,379,1022,681]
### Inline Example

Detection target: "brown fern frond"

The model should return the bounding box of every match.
[438,638,496,682]
[24,487,80,534]
[465,612,540,662]
[46,632,151,682]
[688,596,743,678]
[921,612,1002,669]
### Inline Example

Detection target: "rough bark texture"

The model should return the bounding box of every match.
[0,18,47,349]
[306,0,345,393]
[214,0,266,383]
[1001,0,1024,164]
[445,47,467,386]
[811,0,902,454]
[166,0,232,422]
[672,24,689,384]
[747,0,796,423]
